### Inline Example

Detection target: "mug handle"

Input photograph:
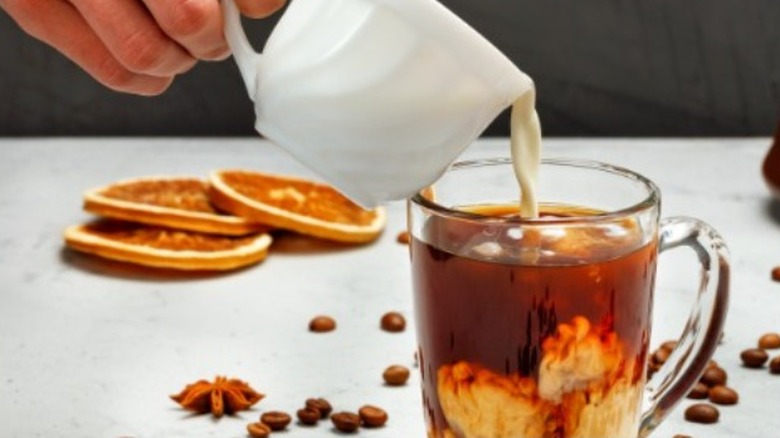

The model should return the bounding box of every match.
[223,0,263,99]
[639,217,730,437]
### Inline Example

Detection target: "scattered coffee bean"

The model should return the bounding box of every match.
[740,348,769,368]
[708,385,739,405]
[246,422,271,438]
[684,403,720,424]
[383,364,411,386]
[380,312,406,332]
[297,407,321,425]
[309,315,336,333]
[687,382,709,399]
[359,405,388,428]
[646,361,660,378]
[700,366,728,387]
[759,332,780,349]
[661,340,678,351]
[306,398,332,418]
[260,411,292,431]
[331,411,361,433]
[652,347,671,365]
[396,231,410,244]
[770,356,780,374]
[772,266,780,282]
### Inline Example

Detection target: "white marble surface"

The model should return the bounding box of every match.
[0,138,778,438]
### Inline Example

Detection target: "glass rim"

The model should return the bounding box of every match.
[409,157,661,225]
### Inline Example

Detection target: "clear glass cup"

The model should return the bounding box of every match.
[408,158,729,438]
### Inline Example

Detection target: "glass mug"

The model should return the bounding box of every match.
[408,158,729,438]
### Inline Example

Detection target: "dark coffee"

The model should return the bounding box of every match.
[411,204,657,438]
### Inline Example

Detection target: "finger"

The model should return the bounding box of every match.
[2,0,172,95]
[234,0,286,19]
[69,0,197,76]
[141,0,230,61]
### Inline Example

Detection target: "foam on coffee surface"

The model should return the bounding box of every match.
[451,203,645,266]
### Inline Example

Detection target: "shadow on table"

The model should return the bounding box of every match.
[764,198,780,226]
[59,247,247,282]
[269,231,377,255]
[166,406,258,422]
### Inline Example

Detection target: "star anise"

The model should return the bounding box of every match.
[170,376,264,417]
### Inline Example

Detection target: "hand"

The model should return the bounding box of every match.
[0,0,286,95]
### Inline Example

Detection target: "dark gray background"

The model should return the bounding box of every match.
[1,0,779,137]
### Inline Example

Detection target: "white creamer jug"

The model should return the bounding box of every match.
[224,0,534,208]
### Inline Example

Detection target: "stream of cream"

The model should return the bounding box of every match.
[509,90,542,218]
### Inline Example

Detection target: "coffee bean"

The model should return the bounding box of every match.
[646,360,661,380]
[380,312,406,332]
[772,266,780,282]
[246,422,271,438]
[261,411,291,431]
[687,382,709,399]
[700,366,728,387]
[652,348,670,365]
[759,332,780,349]
[684,403,720,424]
[396,231,410,244]
[331,412,361,433]
[709,385,739,405]
[309,315,336,333]
[383,364,410,386]
[297,407,321,425]
[673,435,692,438]
[770,356,780,374]
[661,340,678,351]
[359,405,388,428]
[740,348,769,368]
[306,398,332,418]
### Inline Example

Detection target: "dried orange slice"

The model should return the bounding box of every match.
[83,176,265,236]
[64,220,272,271]
[208,170,386,243]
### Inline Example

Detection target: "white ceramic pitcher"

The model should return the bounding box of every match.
[224,0,534,208]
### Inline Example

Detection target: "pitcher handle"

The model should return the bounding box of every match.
[639,217,730,437]
[223,0,263,99]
